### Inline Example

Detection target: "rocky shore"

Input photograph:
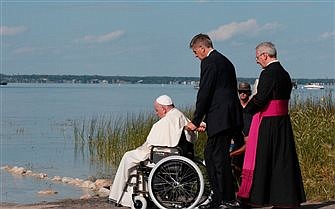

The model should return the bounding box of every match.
[1,165,112,200]
[2,165,335,209]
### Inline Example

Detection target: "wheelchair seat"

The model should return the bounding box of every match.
[150,146,182,164]
[150,130,194,163]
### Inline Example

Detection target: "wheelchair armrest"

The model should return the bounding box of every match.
[150,146,182,163]
[139,159,151,167]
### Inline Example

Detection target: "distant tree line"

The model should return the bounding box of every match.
[0,74,334,85]
[1,74,199,84]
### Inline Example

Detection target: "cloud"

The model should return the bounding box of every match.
[0,25,27,36]
[208,19,279,41]
[319,31,335,40]
[13,47,37,54]
[75,30,125,43]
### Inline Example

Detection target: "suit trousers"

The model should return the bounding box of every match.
[205,130,236,205]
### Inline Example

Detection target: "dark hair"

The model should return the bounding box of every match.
[189,33,213,48]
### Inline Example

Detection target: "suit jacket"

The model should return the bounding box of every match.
[192,50,243,137]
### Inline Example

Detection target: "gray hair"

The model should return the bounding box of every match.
[256,42,277,58]
[189,33,213,48]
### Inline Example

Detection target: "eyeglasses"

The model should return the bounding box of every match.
[238,90,251,95]
[192,45,203,54]
[255,52,265,61]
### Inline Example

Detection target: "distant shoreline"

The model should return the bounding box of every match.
[1,74,334,85]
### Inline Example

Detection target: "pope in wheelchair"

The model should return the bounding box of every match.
[108,95,206,209]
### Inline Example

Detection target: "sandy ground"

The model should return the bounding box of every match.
[0,197,128,209]
[1,198,335,209]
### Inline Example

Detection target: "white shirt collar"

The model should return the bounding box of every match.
[207,49,214,57]
[266,59,279,67]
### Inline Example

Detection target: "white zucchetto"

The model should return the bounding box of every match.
[156,95,173,106]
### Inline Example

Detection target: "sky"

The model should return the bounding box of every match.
[1,1,334,79]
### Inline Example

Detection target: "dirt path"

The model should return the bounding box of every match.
[0,197,128,209]
[1,198,335,209]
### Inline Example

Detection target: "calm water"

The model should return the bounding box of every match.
[0,83,197,204]
[1,83,334,204]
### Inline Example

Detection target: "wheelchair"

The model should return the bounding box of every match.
[119,135,211,209]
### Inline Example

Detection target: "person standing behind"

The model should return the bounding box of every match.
[237,42,306,208]
[237,82,253,141]
[230,82,253,187]
[238,82,252,108]
[186,33,243,209]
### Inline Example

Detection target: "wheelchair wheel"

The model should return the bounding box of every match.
[148,156,204,209]
[132,196,147,209]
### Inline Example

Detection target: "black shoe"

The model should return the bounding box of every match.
[219,204,232,209]
[199,202,221,209]
[199,203,211,209]
[222,200,241,209]
[236,200,251,209]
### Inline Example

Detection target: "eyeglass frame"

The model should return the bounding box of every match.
[238,90,251,95]
[255,52,266,61]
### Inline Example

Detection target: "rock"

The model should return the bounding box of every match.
[52,176,62,181]
[62,177,73,183]
[81,180,96,189]
[68,179,83,187]
[12,167,27,175]
[7,166,15,171]
[90,183,96,190]
[37,189,58,195]
[80,194,92,200]
[29,172,48,179]
[95,179,112,188]
[1,165,11,170]
[2,164,113,193]
[25,170,33,176]
[75,178,84,183]
[97,187,110,197]
[35,173,48,179]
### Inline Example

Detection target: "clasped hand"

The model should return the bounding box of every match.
[184,122,206,132]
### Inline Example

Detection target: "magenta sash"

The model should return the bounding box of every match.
[237,100,289,199]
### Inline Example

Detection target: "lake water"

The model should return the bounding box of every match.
[1,83,334,204]
[1,83,198,204]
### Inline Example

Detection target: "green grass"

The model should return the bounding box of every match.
[290,93,335,201]
[74,113,156,168]
[73,95,335,201]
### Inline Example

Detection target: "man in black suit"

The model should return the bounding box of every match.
[186,34,243,209]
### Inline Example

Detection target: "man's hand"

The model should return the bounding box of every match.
[197,122,207,132]
[185,122,197,131]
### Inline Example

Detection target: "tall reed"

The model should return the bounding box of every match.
[290,92,335,201]
[73,94,335,201]
[73,113,156,171]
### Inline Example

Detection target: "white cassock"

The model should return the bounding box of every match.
[108,108,196,207]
